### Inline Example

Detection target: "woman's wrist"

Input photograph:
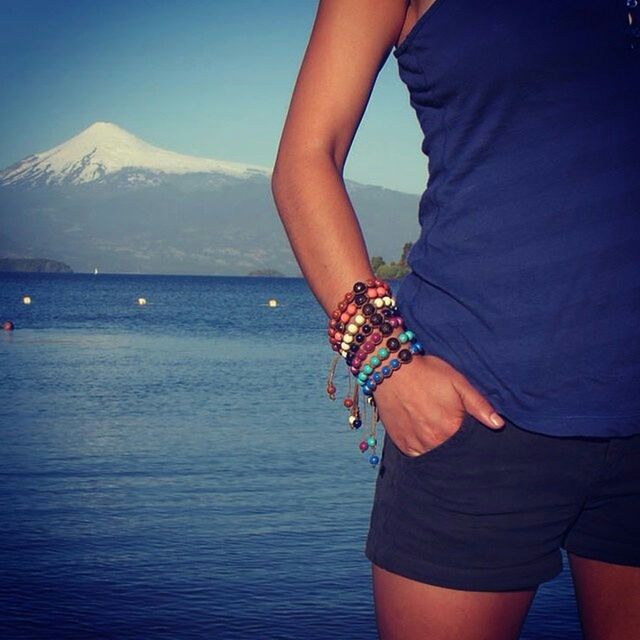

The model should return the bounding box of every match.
[325,276,425,466]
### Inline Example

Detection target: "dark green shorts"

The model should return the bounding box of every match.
[364,411,640,591]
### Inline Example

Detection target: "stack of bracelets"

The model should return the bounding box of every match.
[326,277,425,467]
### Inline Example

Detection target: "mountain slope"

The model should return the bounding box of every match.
[0,122,271,187]
[0,123,421,275]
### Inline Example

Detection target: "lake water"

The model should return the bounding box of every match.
[0,273,583,639]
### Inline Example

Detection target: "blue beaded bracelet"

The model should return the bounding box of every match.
[357,330,417,379]
[358,338,424,396]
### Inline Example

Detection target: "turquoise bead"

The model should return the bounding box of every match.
[370,356,381,367]
[379,347,389,359]
[363,364,373,375]
[358,372,368,382]
[405,330,415,340]
[367,436,377,447]
[398,332,409,343]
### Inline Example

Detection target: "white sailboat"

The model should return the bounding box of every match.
[93,267,99,275]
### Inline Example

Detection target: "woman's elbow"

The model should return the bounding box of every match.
[271,149,312,201]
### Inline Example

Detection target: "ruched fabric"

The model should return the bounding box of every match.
[393,0,640,436]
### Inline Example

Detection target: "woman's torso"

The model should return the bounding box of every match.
[392,0,640,437]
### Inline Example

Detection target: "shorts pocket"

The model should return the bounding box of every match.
[387,411,476,465]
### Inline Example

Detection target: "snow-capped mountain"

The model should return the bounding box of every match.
[0,122,271,187]
[0,122,420,275]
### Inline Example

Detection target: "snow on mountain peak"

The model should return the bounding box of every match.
[0,121,272,187]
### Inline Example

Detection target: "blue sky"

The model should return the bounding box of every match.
[0,0,427,194]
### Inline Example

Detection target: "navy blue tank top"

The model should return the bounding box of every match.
[392,0,640,437]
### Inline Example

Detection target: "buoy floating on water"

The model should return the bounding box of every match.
[22,296,31,305]
[267,298,279,308]
[137,297,147,306]
[2,320,14,331]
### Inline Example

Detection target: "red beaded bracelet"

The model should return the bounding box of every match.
[329,296,396,355]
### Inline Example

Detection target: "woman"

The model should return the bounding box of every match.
[271,1,640,638]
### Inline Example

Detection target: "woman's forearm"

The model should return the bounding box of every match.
[271,150,377,318]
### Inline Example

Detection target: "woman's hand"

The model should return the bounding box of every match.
[371,353,505,457]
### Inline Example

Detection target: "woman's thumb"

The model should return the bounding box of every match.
[462,393,505,429]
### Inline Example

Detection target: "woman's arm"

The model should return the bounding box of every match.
[272,0,505,455]
[271,0,407,316]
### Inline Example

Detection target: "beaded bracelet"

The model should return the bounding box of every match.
[326,278,425,467]
[328,281,394,356]
[356,329,422,395]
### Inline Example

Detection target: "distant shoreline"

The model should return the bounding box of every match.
[0,271,406,285]
[0,269,308,279]
[0,258,73,273]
